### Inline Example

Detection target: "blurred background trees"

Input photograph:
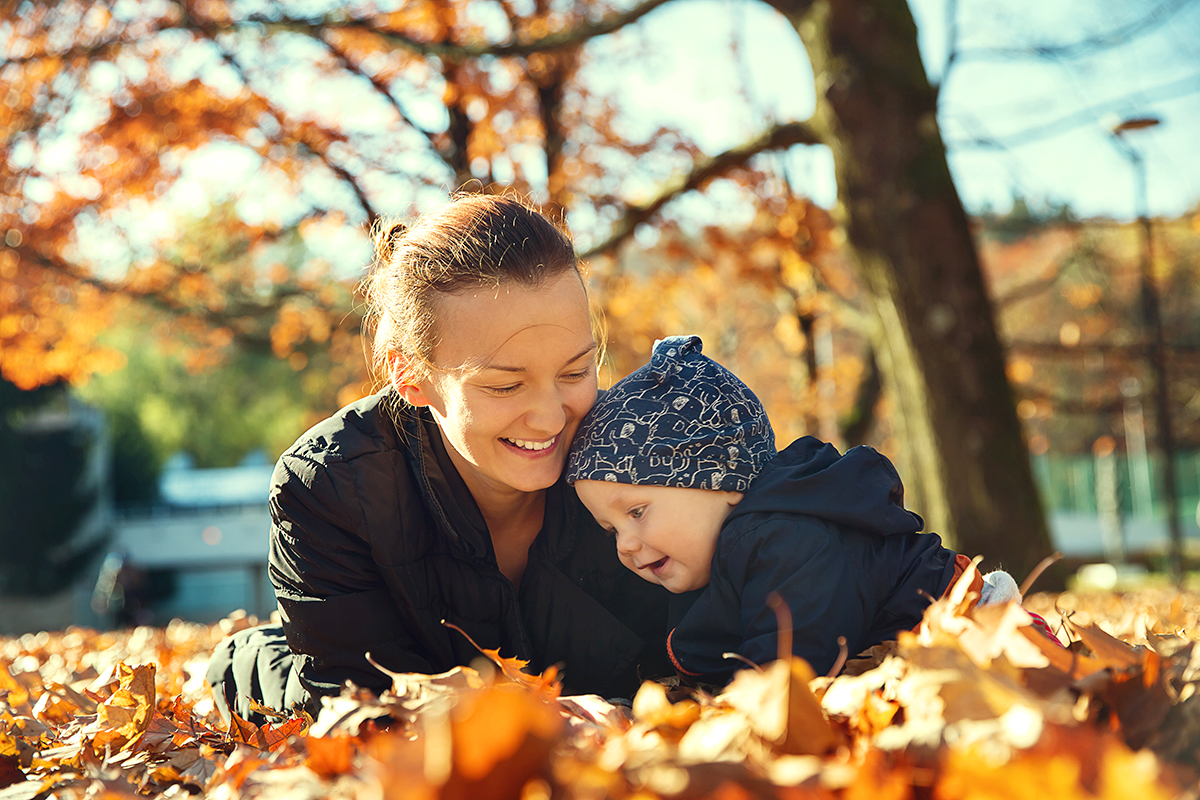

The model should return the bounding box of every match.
[2,0,1198,585]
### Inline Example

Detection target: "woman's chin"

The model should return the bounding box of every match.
[506,459,567,493]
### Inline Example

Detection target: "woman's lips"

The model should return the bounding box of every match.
[500,436,559,457]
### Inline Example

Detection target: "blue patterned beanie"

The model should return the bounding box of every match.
[566,335,776,492]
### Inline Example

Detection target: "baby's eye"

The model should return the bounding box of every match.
[629,506,645,520]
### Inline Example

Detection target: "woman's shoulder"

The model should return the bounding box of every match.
[268,390,427,532]
[283,388,416,467]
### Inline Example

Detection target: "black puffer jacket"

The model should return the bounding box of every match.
[666,436,959,683]
[269,390,674,700]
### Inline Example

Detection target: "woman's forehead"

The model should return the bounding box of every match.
[430,273,593,371]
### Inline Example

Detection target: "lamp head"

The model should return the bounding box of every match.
[1111,116,1161,135]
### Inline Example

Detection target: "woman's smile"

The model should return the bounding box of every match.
[502,436,558,453]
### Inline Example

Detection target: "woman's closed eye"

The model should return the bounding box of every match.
[486,383,522,395]
[561,366,593,381]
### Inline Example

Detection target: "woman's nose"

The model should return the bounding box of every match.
[525,384,568,433]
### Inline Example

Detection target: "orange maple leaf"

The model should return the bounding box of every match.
[442,622,562,698]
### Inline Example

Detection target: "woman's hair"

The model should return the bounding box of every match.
[363,193,594,387]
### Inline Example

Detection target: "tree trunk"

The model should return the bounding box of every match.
[768,0,1053,579]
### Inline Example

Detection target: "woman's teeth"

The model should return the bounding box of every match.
[506,437,555,451]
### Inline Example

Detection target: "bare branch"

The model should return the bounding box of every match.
[993,265,1065,309]
[378,0,672,58]
[1,38,128,67]
[1006,340,1200,357]
[18,243,308,331]
[1012,388,1125,415]
[955,0,1196,62]
[184,22,382,224]
[948,72,1200,150]
[578,120,824,260]
[321,35,440,149]
[247,0,673,60]
[939,0,959,90]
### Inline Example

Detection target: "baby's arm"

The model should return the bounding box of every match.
[667,518,872,682]
[732,520,871,675]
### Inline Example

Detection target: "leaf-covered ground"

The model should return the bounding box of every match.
[2,583,1200,800]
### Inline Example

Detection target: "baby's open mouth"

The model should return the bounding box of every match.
[641,556,668,573]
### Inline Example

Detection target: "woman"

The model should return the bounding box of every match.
[207,195,675,722]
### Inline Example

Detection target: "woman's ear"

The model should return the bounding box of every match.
[389,352,433,407]
[398,383,434,407]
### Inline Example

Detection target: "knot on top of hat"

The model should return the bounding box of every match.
[649,335,703,384]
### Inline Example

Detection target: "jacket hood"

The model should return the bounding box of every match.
[726,436,924,536]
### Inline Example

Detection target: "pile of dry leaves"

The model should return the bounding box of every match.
[2,574,1200,799]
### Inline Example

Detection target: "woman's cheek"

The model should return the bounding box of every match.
[567,378,599,422]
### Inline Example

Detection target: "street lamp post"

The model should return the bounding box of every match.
[1110,116,1183,582]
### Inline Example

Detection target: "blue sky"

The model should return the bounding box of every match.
[584,0,1200,220]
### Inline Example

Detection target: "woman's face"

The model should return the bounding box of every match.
[402,271,598,500]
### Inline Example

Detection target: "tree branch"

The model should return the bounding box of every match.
[354,0,671,59]
[17,244,309,335]
[1013,388,1126,415]
[578,120,824,259]
[947,71,1200,150]
[938,0,959,92]
[320,35,441,150]
[954,0,1196,62]
[239,0,672,60]
[993,264,1065,309]
[185,21,381,224]
[1,38,128,67]
[1006,340,1200,357]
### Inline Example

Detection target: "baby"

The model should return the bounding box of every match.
[566,335,1045,683]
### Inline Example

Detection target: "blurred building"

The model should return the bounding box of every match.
[105,451,276,625]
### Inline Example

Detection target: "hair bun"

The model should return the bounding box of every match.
[373,220,408,263]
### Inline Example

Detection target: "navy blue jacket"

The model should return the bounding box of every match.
[666,436,959,682]
[267,390,675,701]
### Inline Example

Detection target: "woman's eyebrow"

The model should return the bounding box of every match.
[477,342,597,374]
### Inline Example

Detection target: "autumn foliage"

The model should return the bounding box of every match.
[3,578,1200,799]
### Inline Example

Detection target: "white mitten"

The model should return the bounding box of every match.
[979,570,1022,606]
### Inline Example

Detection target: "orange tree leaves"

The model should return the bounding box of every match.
[89,662,155,754]
[1,0,850,449]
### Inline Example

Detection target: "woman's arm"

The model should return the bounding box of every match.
[268,450,437,699]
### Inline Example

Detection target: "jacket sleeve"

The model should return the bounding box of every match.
[669,517,871,682]
[268,450,435,700]
[731,518,870,675]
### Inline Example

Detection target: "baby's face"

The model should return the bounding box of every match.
[574,480,743,593]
